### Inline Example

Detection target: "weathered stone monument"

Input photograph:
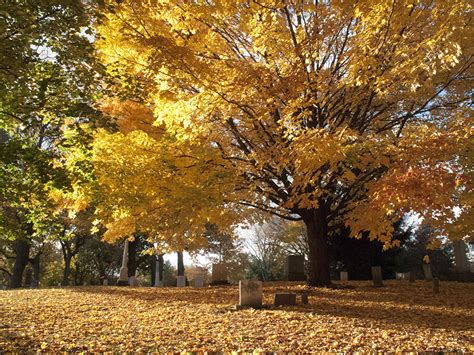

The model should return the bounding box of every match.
[116,239,129,286]
[432,277,440,294]
[211,263,228,285]
[423,263,433,281]
[371,266,383,287]
[340,271,349,282]
[103,279,108,286]
[238,280,262,308]
[274,293,297,306]
[194,275,204,287]
[285,255,306,281]
[177,275,186,287]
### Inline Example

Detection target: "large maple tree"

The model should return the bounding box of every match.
[95,0,473,285]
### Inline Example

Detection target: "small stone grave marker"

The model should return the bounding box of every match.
[274,293,297,306]
[194,275,204,287]
[239,280,262,308]
[371,266,383,287]
[177,275,186,287]
[129,276,138,287]
[340,271,349,282]
[103,279,108,286]
[301,294,309,305]
[211,264,228,285]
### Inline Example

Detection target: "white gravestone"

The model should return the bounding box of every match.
[239,280,262,308]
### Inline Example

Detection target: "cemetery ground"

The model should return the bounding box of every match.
[1,281,473,352]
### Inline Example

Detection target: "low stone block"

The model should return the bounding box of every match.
[340,271,349,282]
[274,293,297,306]
[177,275,186,287]
[194,275,204,287]
[239,280,262,308]
[371,266,383,287]
[102,279,108,286]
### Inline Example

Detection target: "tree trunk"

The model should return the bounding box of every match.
[303,209,331,287]
[62,256,72,286]
[9,237,30,288]
[177,251,185,276]
[32,253,41,287]
[150,255,156,286]
[157,254,164,282]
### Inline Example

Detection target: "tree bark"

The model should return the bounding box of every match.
[177,251,185,276]
[302,209,331,287]
[9,236,30,288]
[62,256,72,286]
[157,254,164,282]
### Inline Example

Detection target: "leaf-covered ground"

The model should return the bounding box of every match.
[1,281,473,352]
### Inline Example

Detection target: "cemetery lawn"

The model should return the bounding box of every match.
[1,281,473,352]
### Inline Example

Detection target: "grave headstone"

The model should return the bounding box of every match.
[340,271,349,282]
[274,293,297,306]
[432,277,440,294]
[423,264,433,281]
[177,275,186,287]
[301,294,309,305]
[239,280,262,308]
[103,279,108,286]
[129,276,138,287]
[395,273,403,280]
[116,240,129,286]
[194,275,204,287]
[285,255,306,281]
[409,271,416,283]
[371,266,383,287]
[211,263,228,285]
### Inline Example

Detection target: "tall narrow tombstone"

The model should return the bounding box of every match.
[211,263,228,285]
[371,266,383,287]
[432,277,440,294]
[177,275,186,287]
[423,263,433,281]
[239,280,262,308]
[194,275,204,287]
[340,271,349,282]
[116,239,129,286]
[285,255,306,281]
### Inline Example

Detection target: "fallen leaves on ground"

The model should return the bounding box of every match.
[1,281,473,352]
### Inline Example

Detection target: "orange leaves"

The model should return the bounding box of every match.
[1,282,473,352]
